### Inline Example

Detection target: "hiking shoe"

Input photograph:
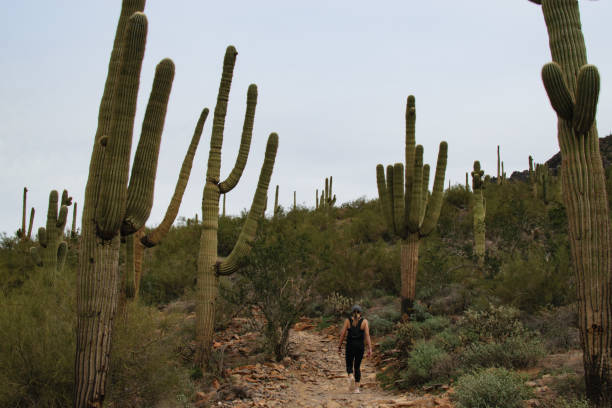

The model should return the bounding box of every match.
[354,387,361,394]
[347,374,355,391]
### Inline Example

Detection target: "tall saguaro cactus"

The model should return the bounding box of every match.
[471,162,486,267]
[74,1,183,405]
[529,0,611,405]
[196,46,278,367]
[376,95,448,316]
[30,189,72,280]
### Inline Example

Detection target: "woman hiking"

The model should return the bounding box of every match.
[338,305,372,393]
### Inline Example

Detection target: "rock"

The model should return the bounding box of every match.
[325,401,342,408]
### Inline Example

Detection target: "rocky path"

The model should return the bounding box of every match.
[198,320,453,408]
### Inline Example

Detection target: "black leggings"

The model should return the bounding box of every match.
[345,343,364,382]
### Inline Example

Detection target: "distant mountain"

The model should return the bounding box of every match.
[510,134,612,182]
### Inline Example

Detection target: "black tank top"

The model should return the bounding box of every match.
[346,317,364,346]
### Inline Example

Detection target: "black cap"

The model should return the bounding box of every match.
[351,305,362,314]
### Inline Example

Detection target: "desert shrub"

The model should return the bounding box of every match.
[238,220,318,361]
[400,341,451,385]
[106,303,193,407]
[429,283,469,315]
[444,185,471,210]
[458,305,525,344]
[139,221,200,305]
[523,305,580,352]
[324,292,353,319]
[492,245,574,312]
[395,316,450,352]
[460,336,545,371]
[368,314,395,337]
[452,367,532,408]
[0,271,75,408]
[432,328,461,352]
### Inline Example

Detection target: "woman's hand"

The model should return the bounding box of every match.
[337,345,342,355]
[367,348,372,358]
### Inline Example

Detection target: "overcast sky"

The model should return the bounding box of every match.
[1,0,611,235]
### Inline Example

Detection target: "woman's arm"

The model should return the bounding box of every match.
[363,319,373,357]
[338,319,349,353]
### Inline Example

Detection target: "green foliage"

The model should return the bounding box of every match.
[238,216,319,361]
[401,341,452,385]
[106,303,193,407]
[460,336,545,371]
[453,368,532,408]
[0,272,75,408]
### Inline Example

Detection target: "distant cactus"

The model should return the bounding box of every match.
[222,193,226,217]
[274,185,280,216]
[471,162,486,267]
[497,145,501,184]
[293,190,296,210]
[196,46,278,368]
[71,202,78,238]
[30,189,72,280]
[74,3,192,405]
[531,0,611,405]
[535,163,551,203]
[18,187,35,241]
[376,95,448,316]
[317,177,336,209]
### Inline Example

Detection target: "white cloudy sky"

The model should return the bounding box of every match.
[1,0,611,235]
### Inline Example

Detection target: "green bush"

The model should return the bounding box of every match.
[460,336,545,371]
[106,303,193,407]
[453,368,532,408]
[458,305,525,344]
[0,271,75,408]
[401,341,451,385]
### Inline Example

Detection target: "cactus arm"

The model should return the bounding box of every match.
[122,59,174,235]
[420,141,448,236]
[71,203,77,238]
[274,185,279,214]
[392,163,405,235]
[57,242,67,272]
[219,84,257,193]
[315,189,319,210]
[27,208,35,240]
[207,46,238,184]
[140,108,208,247]
[21,187,27,240]
[95,13,148,240]
[376,164,394,232]
[573,64,600,135]
[46,190,59,239]
[407,145,424,233]
[404,95,416,220]
[541,62,574,120]
[421,164,430,224]
[217,133,278,276]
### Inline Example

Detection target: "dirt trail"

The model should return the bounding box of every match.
[204,321,453,408]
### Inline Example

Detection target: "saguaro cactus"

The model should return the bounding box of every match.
[317,177,336,210]
[376,95,448,316]
[74,1,186,405]
[121,108,208,299]
[18,187,35,241]
[529,0,612,405]
[30,189,72,280]
[471,162,486,267]
[196,46,278,367]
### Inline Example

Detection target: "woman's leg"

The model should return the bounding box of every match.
[345,345,354,376]
[353,346,365,384]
